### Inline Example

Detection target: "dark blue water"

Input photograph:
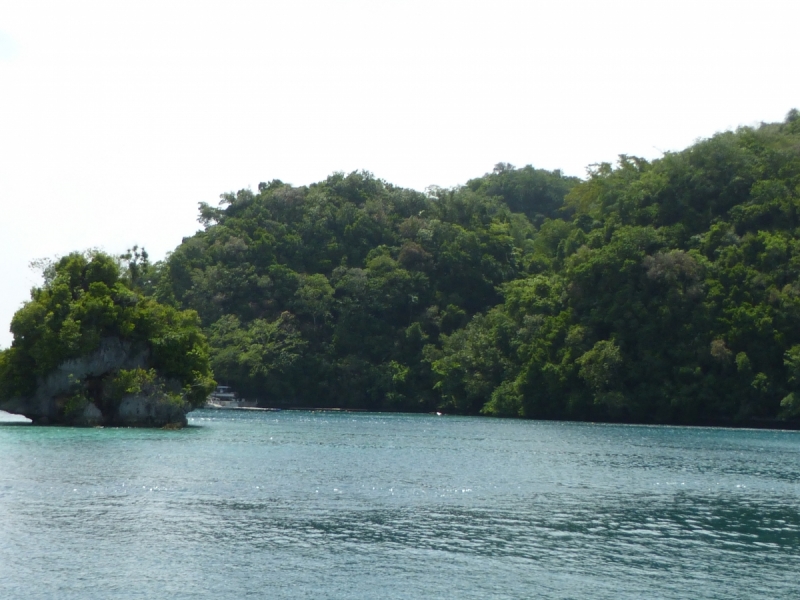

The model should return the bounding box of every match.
[1,409,798,599]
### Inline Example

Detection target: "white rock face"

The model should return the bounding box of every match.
[117,395,189,428]
[36,338,147,398]
[78,403,104,427]
[0,337,190,428]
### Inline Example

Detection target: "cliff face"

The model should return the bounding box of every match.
[0,338,192,428]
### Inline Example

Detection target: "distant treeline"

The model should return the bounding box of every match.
[8,111,800,426]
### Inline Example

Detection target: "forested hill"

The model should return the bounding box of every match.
[146,111,800,425]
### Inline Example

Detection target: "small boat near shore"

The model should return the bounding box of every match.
[205,385,257,409]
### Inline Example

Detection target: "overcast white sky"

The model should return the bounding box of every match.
[0,0,798,348]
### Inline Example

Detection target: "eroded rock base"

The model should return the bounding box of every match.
[0,338,192,428]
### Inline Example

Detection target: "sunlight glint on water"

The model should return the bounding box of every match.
[1,410,799,599]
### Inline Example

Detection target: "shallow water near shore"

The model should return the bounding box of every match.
[1,409,799,599]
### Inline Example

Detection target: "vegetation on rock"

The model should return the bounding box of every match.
[0,251,215,425]
[4,111,800,427]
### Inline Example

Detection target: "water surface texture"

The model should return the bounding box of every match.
[1,410,798,599]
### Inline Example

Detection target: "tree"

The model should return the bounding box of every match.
[293,273,334,328]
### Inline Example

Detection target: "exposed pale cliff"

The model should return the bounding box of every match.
[0,252,215,427]
[0,337,190,426]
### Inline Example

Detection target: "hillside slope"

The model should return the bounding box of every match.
[150,111,800,425]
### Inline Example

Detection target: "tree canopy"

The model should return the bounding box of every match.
[0,251,214,423]
[6,111,800,427]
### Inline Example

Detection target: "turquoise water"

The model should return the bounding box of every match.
[1,410,798,599]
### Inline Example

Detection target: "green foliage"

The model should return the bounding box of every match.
[576,340,624,407]
[207,313,305,400]
[63,389,89,418]
[436,114,800,424]
[147,170,536,410]
[467,163,580,226]
[105,368,187,408]
[0,251,215,409]
[131,112,800,425]
[107,368,158,399]
[293,274,334,328]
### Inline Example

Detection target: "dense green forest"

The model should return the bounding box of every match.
[5,112,800,426]
[142,162,579,414]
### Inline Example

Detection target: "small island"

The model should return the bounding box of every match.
[0,252,215,427]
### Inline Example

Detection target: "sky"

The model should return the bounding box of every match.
[0,0,798,348]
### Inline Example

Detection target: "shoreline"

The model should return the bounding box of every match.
[192,407,800,430]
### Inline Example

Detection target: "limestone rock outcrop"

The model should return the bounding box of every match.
[0,337,192,428]
[116,394,190,427]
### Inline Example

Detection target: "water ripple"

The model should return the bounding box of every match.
[1,411,798,599]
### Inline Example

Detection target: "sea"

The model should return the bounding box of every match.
[1,409,798,599]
